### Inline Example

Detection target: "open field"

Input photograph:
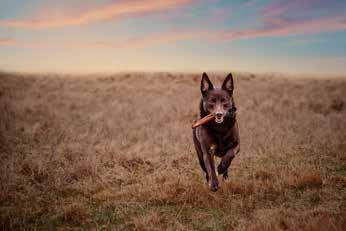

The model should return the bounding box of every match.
[0,72,345,230]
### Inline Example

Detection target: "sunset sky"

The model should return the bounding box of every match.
[1,0,346,75]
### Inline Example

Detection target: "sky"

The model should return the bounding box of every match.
[0,0,346,75]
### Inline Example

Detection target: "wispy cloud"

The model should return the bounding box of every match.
[1,30,210,50]
[103,30,210,48]
[127,1,346,43]
[0,0,194,29]
[220,0,346,40]
[220,15,346,41]
[208,6,232,24]
[2,1,346,49]
[0,38,16,46]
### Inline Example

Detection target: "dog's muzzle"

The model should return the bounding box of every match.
[215,112,224,123]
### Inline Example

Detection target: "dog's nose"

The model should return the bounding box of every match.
[215,112,223,118]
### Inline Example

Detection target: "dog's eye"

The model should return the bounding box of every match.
[210,98,216,103]
[220,98,226,103]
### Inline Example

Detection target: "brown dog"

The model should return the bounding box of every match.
[192,72,240,191]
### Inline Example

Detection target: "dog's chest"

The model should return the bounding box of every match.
[214,134,235,157]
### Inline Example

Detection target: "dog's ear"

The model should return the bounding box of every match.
[201,72,213,96]
[222,73,234,96]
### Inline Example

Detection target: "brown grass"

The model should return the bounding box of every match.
[0,71,345,230]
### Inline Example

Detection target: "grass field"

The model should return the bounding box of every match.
[0,71,345,230]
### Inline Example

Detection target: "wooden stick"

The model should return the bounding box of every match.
[192,113,215,129]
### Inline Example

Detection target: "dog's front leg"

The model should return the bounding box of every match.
[202,145,219,191]
[217,142,239,176]
[218,122,240,177]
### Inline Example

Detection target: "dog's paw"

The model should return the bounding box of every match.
[210,179,219,192]
[217,164,227,175]
[222,171,229,181]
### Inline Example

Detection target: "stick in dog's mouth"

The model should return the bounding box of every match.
[192,113,216,129]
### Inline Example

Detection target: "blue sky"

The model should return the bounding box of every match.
[0,0,346,75]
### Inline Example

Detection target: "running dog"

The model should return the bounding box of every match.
[192,72,240,191]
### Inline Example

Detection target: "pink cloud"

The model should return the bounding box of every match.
[0,0,194,29]
[0,30,210,50]
[0,38,16,46]
[3,12,345,50]
[219,15,346,41]
[219,0,346,41]
[2,1,346,49]
[208,7,232,24]
[120,30,209,47]
[78,30,211,49]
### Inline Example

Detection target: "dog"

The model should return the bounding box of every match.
[192,72,240,191]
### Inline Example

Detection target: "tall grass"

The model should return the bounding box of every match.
[0,72,345,230]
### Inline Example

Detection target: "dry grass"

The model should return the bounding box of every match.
[0,71,345,230]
